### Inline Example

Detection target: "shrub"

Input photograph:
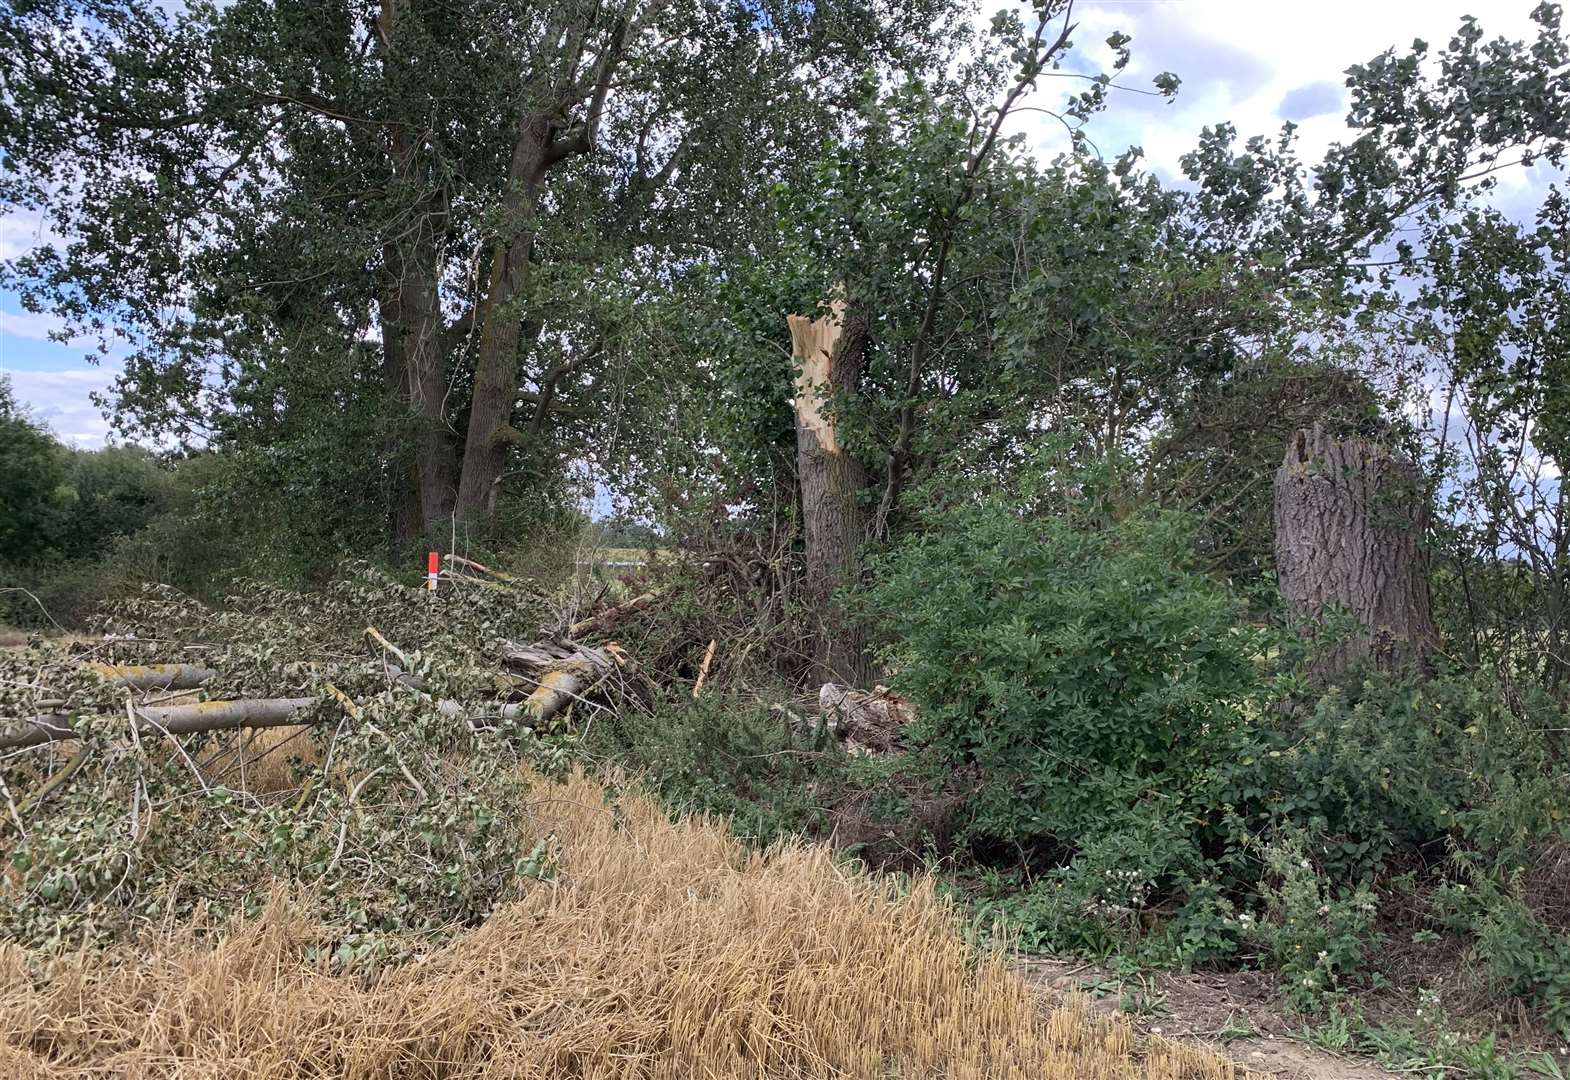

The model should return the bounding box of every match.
[588,691,840,845]
[865,488,1272,863]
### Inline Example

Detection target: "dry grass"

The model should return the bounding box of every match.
[0,769,1250,1079]
[195,724,321,796]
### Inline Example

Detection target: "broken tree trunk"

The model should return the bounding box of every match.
[500,640,622,725]
[788,295,872,687]
[1274,425,1439,678]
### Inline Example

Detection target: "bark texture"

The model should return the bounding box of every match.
[1274,426,1439,678]
[788,298,871,686]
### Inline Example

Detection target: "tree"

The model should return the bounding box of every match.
[0,0,960,550]
[0,376,66,560]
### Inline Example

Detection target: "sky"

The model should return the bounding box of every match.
[0,0,1559,448]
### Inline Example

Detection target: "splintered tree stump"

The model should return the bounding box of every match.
[1274,426,1439,678]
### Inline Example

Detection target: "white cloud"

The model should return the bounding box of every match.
[0,209,61,262]
[3,365,119,448]
[0,309,98,347]
[990,0,1555,193]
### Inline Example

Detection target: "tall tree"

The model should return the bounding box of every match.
[0,0,959,548]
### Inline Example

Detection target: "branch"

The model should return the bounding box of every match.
[543,17,628,169]
[874,3,1077,539]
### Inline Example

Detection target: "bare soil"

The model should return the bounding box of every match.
[1016,957,1397,1080]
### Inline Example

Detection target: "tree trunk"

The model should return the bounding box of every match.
[1274,425,1439,678]
[381,208,456,535]
[788,296,872,686]
[377,2,456,538]
[380,274,424,547]
[454,121,551,522]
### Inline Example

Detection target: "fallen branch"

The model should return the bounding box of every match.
[692,640,717,698]
[443,554,517,583]
[568,591,660,639]
[17,745,91,816]
[1,697,320,750]
[87,663,218,691]
[363,626,411,670]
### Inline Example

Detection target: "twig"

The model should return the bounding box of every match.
[363,625,411,669]
[0,771,28,839]
[323,682,428,805]
[18,746,90,815]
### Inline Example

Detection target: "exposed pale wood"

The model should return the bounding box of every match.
[787,295,846,453]
[500,640,621,724]
[692,640,717,698]
[443,554,516,582]
[568,591,659,638]
[815,683,913,754]
[788,291,872,685]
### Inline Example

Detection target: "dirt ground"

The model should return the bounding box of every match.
[1016,957,1399,1080]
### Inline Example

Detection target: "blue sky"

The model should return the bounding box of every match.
[0,0,1559,447]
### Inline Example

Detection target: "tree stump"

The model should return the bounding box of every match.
[1273,426,1439,678]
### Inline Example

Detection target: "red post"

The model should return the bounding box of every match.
[427,551,440,592]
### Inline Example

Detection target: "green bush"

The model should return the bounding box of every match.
[588,691,840,845]
[866,487,1272,862]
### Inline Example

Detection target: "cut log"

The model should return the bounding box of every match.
[87,663,218,691]
[1,697,320,751]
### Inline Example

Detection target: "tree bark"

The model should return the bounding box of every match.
[377,0,456,537]
[381,209,456,534]
[453,15,627,523]
[454,119,550,521]
[1274,425,1439,678]
[788,297,872,686]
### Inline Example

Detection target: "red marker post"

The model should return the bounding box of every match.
[427,551,440,593]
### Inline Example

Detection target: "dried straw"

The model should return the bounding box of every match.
[0,768,1250,1079]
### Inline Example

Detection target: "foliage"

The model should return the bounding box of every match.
[0,567,572,953]
[1242,837,1380,1010]
[587,690,837,846]
[0,374,68,560]
[865,465,1270,861]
